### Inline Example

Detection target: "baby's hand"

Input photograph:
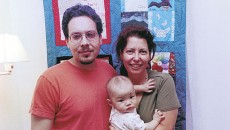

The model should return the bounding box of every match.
[153,109,165,123]
[142,78,156,93]
[109,125,116,130]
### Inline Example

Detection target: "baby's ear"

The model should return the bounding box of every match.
[107,99,113,107]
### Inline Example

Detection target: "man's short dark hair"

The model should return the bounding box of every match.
[62,4,103,39]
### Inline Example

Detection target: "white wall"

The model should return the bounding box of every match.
[0,0,47,130]
[186,0,230,130]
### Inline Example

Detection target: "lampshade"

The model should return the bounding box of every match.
[0,34,28,63]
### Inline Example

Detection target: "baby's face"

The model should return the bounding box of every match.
[110,84,137,113]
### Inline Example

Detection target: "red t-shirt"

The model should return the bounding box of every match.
[30,60,116,130]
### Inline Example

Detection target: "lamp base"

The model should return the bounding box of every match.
[0,63,13,75]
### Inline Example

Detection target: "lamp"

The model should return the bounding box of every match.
[0,34,29,75]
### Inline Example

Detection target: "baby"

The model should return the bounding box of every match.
[106,76,165,130]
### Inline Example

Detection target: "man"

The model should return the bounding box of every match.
[30,4,116,130]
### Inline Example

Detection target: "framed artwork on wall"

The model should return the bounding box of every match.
[52,0,111,46]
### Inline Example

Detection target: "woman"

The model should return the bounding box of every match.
[116,26,181,130]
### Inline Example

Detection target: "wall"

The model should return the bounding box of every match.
[186,0,230,130]
[0,0,47,130]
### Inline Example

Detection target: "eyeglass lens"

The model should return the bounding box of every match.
[70,31,98,43]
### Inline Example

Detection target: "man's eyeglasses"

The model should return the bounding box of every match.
[69,31,99,44]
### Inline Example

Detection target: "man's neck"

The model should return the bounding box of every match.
[69,58,96,71]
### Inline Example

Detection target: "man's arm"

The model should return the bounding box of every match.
[31,114,53,130]
[155,109,178,130]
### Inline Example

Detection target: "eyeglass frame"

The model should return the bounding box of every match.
[68,31,100,44]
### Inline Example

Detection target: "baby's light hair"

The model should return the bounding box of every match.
[106,76,133,98]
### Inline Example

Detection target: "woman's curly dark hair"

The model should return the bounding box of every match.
[115,26,156,76]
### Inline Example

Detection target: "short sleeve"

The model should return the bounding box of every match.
[29,76,59,119]
[156,74,181,111]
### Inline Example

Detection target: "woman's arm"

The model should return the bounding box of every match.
[154,74,180,130]
[155,109,178,130]
[31,114,53,130]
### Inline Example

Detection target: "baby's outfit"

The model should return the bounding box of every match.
[109,107,145,130]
